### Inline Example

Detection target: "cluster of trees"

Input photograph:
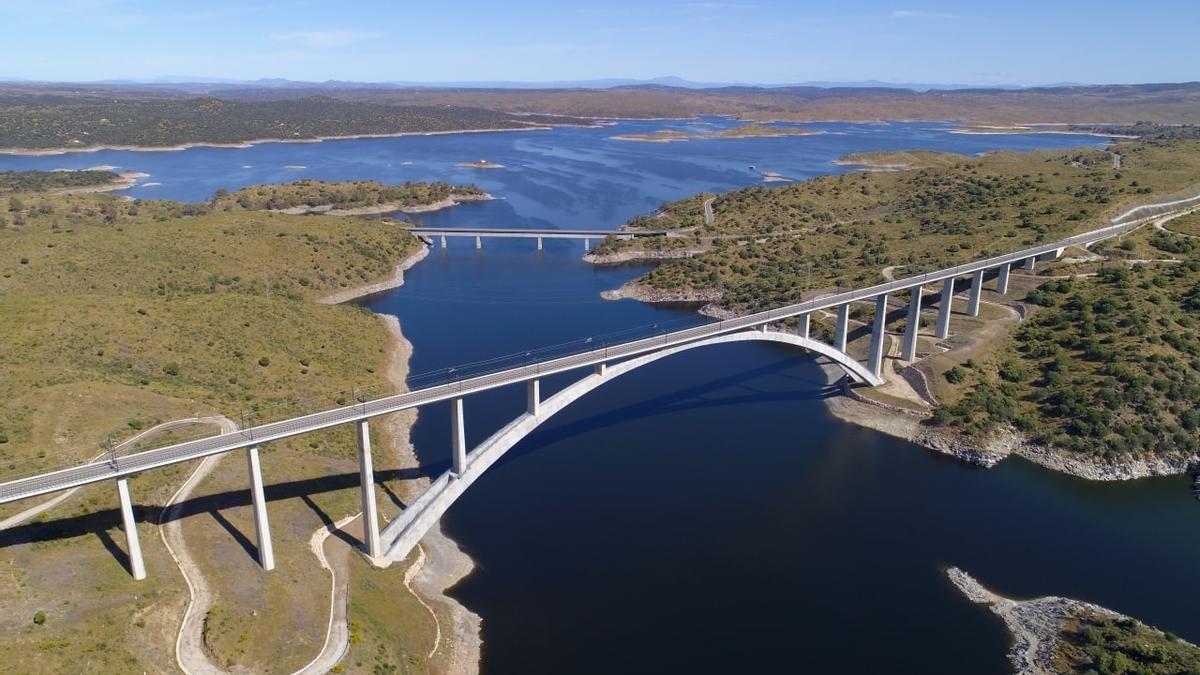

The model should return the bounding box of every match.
[0,170,117,194]
[228,180,484,211]
[606,137,1200,314]
[1058,613,1200,674]
[933,243,1200,461]
[0,95,541,149]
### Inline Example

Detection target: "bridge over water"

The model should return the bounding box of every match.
[0,193,1196,578]
[400,226,670,251]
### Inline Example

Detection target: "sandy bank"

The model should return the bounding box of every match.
[273,192,493,217]
[0,126,550,157]
[318,244,430,305]
[370,254,482,673]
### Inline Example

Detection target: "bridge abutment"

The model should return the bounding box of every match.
[356,420,381,559]
[902,285,923,362]
[868,294,889,377]
[936,277,954,338]
[246,446,275,571]
[834,304,850,352]
[968,270,984,317]
[116,477,146,580]
[452,398,467,475]
[527,379,541,415]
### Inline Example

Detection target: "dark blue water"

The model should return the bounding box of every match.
[6,121,1196,673]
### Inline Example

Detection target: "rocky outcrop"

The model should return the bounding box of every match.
[584,247,703,264]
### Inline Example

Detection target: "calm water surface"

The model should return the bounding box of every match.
[5,120,1196,673]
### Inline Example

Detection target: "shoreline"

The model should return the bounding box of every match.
[600,280,1196,481]
[272,192,494,217]
[0,126,552,157]
[359,245,484,673]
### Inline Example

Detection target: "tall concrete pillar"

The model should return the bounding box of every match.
[246,446,275,571]
[834,304,850,352]
[584,238,591,252]
[116,477,146,580]
[356,420,381,559]
[996,263,1011,295]
[902,285,923,362]
[536,236,543,251]
[967,269,984,317]
[799,312,811,340]
[451,397,467,475]
[868,294,889,377]
[595,362,607,376]
[1022,257,1036,271]
[527,379,540,415]
[475,236,482,250]
[440,235,447,249]
[936,278,954,339]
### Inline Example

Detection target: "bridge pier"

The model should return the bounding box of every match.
[116,477,146,580]
[440,235,447,249]
[936,278,954,339]
[246,446,275,571]
[834,304,850,352]
[1022,257,1036,271]
[868,294,889,377]
[996,262,1011,295]
[452,398,467,476]
[356,420,381,559]
[536,236,543,251]
[584,238,591,252]
[475,236,482,250]
[799,312,810,340]
[527,379,541,415]
[595,362,607,376]
[967,270,984,317]
[902,285,923,362]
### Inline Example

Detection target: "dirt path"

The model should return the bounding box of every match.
[292,513,359,675]
[159,417,239,675]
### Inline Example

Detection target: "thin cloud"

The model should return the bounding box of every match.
[269,30,382,49]
[891,9,962,19]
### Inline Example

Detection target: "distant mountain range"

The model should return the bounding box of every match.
[0,75,1088,93]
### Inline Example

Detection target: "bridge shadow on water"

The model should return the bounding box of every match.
[0,352,843,561]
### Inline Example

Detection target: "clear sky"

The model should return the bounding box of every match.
[1,0,1197,85]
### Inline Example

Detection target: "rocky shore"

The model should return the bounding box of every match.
[600,279,721,304]
[583,246,701,264]
[273,192,493,217]
[945,566,1115,674]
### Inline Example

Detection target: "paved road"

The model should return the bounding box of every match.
[703,197,715,225]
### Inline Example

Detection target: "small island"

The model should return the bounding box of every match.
[228,179,493,215]
[834,150,968,171]
[456,159,505,169]
[611,122,823,143]
[948,567,1200,674]
[0,168,141,194]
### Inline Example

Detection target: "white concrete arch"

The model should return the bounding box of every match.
[380,329,879,561]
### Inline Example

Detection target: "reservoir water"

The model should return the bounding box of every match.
[5,119,1197,673]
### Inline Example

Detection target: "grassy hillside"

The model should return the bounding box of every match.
[0,94,566,150]
[0,170,122,194]
[599,135,1200,313]
[1056,611,1200,674]
[931,246,1200,461]
[229,178,486,211]
[0,188,421,476]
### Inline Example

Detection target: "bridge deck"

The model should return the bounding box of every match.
[0,196,1193,505]
[401,227,667,238]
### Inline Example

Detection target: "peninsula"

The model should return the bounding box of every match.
[229,178,492,215]
[588,126,1200,479]
[611,122,822,142]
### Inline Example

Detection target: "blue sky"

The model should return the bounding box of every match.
[1,0,1196,85]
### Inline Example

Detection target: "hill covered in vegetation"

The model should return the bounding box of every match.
[228,179,487,212]
[0,93,580,151]
[598,133,1200,313]
[0,169,125,194]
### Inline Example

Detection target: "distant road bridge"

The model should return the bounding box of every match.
[1,193,1197,579]
[400,226,670,251]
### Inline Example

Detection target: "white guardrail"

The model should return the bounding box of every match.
[2,193,1198,504]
